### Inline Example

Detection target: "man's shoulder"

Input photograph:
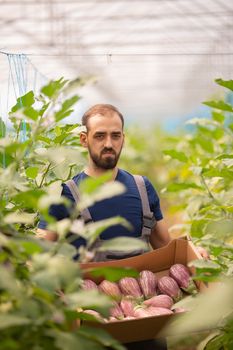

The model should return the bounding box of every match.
[71,171,88,185]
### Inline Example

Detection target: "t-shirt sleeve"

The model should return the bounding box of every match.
[37,183,75,229]
[143,176,163,221]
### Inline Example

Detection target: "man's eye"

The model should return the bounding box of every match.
[95,134,104,139]
[112,134,121,139]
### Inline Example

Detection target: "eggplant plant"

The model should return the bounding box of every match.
[0,77,143,350]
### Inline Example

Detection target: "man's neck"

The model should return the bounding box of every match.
[84,166,118,180]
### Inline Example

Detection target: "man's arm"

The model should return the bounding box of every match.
[36,228,58,241]
[149,219,171,249]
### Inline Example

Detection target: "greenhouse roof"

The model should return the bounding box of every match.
[0,0,232,125]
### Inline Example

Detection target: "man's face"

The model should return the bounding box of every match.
[80,112,124,170]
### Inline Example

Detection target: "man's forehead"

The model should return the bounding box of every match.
[88,113,123,129]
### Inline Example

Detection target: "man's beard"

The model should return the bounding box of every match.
[88,147,122,170]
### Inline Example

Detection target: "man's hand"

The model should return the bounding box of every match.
[196,246,209,260]
[36,228,58,241]
[150,219,171,249]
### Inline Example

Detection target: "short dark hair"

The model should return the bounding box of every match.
[81,104,124,129]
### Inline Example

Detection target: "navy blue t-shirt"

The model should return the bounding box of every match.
[38,169,163,249]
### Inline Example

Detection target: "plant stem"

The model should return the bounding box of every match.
[200,174,227,215]
[38,162,52,188]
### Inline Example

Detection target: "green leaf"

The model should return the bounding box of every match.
[212,111,225,123]
[188,259,221,271]
[55,96,79,122]
[0,117,6,138]
[0,266,22,295]
[78,325,125,350]
[47,329,106,350]
[0,315,30,329]
[215,78,233,91]
[165,183,202,192]
[65,290,112,314]
[37,135,51,144]
[20,240,43,255]
[4,212,36,224]
[77,217,132,244]
[203,168,233,179]
[98,236,147,252]
[161,279,233,337]
[79,181,126,211]
[203,100,233,112]
[190,219,207,238]
[24,106,39,121]
[79,172,113,194]
[216,153,233,160]
[56,242,77,258]
[11,91,35,112]
[163,150,188,162]
[83,266,139,282]
[196,136,214,153]
[61,96,79,112]
[41,77,68,98]
[0,153,14,167]
[13,189,45,209]
[25,166,39,179]
[53,133,69,144]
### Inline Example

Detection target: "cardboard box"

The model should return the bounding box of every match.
[80,236,204,343]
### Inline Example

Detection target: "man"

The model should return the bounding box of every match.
[37,104,171,251]
[37,104,208,350]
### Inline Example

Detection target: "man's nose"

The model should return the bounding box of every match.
[104,136,113,148]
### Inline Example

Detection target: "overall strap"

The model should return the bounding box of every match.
[65,179,92,223]
[133,175,156,238]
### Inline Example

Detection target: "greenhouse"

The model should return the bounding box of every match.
[0,1,232,349]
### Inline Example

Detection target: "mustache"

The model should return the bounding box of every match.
[101,148,116,155]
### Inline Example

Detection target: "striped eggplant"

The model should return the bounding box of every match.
[119,277,143,299]
[138,270,157,299]
[82,279,98,291]
[134,306,173,318]
[146,306,173,316]
[157,276,183,302]
[110,301,124,319]
[169,263,197,294]
[120,298,136,317]
[143,294,173,309]
[98,280,122,299]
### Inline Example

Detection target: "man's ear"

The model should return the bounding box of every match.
[80,132,88,147]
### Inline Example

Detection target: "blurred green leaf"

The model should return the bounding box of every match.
[65,290,112,314]
[55,96,79,122]
[98,236,147,252]
[24,106,39,121]
[4,212,37,224]
[11,91,35,112]
[78,326,125,350]
[83,266,139,282]
[13,189,45,209]
[212,111,225,124]
[47,329,107,350]
[25,166,39,179]
[203,100,233,112]
[20,240,44,255]
[215,78,233,91]
[41,77,68,98]
[161,279,233,337]
[163,150,188,162]
[76,217,132,244]
[165,183,202,192]
[0,315,30,329]
[79,181,126,211]
[0,118,6,138]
